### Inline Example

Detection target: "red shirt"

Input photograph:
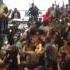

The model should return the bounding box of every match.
[42,13,50,21]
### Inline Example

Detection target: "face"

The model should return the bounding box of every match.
[31,35,40,46]
[31,35,38,43]
[32,3,34,7]
[14,8,17,12]
[14,34,20,41]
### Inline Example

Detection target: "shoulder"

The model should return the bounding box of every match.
[59,46,67,53]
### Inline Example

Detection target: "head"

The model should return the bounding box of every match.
[66,4,68,8]
[14,33,20,41]
[31,3,34,7]
[51,4,54,9]
[14,8,18,12]
[52,4,54,7]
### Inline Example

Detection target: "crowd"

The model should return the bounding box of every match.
[0,1,70,70]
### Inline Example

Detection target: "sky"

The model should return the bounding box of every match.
[4,0,68,19]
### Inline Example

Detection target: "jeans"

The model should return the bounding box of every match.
[0,20,8,34]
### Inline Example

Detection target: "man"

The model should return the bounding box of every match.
[11,8,21,19]
[58,40,70,70]
[0,0,11,34]
[28,3,39,22]
[0,0,11,47]
[55,5,61,18]
[44,38,58,70]
[4,46,18,70]
[42,12,50,22]
[49,4,55,18]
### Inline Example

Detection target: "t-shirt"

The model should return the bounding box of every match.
[15,40,22,49]
[42,13,50,21]
[14,12,18,18]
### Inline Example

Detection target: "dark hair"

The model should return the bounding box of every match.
[68,40,70,46]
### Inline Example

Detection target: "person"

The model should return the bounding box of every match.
[44,38,58,70]
[0,0,11,34]
[28,3,39,22]
[58,40,70,70]
[4,46,18,70]
[7,27,14,45]
[14,33,22,49]
[11,8,21,19]
[55,5,61,18]
[42,11,50,22]
[0,0,11,47]
[49,4,55,18]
